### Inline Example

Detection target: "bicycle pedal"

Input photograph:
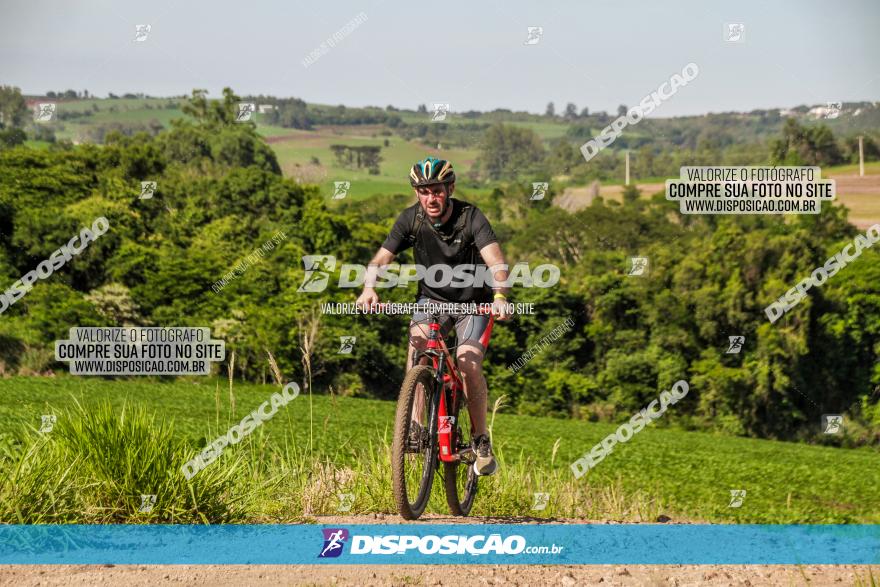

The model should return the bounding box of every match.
[457,448,476,464]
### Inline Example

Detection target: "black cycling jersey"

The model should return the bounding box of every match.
[382,198,498,303]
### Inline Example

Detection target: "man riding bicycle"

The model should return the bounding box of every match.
[356,156,511,476]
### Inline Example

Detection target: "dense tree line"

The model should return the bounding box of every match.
[472,120,878,184]
[329,145,382,174]
[258,97,404,130]
[80,120,165,143]
[258,96,487,149]
[0,88,878,445]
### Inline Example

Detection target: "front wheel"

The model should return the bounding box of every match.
[391,365,438,520]
[443,390,478,516]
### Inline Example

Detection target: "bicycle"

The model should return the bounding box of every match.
[366,302,496,520]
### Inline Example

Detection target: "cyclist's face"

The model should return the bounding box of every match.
[416,184,450,218]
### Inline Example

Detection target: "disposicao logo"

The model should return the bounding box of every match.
[297,255,560,292]
[317,530,563,557]
[318,528,349,558]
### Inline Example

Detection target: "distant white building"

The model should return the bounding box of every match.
[808,103,842,119]
[258,104,276,114]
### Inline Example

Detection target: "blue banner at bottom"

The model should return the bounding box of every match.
[0,524,878,565]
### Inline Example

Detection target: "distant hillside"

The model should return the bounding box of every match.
[13,90,879,201]
[21,92,880,150]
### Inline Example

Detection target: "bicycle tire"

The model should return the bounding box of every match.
[443,389,478,516]
[391,365,439,520]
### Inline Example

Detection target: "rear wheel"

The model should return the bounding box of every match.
[443,390,478,516]
[391,365,438,520]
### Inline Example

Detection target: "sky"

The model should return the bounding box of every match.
[1,0,878,117]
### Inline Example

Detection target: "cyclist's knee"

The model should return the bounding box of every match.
[457,343,484,361]
[409,335,428,352]
[457,347,484,378]
[409,321,431,340]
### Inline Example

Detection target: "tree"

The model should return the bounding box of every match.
[85,283,147,325]
[271,97,312,130]
[181,88,245,127]
[0,128,26,149]
[417,104,427,114]
[545,141,581,175]
[545,102,555,118]
[579,106,590,118]
[474,123,545,181]
[564,103,578,120]
[0,86,28,129]
[617,104,629,117]
[841,135,879,163]
[330,145,382,173]
[622,184,641,203]
[770,118,843,166]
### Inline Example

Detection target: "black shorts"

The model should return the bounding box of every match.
[409,296,491,352]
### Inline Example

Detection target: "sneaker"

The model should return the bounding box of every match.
[472,434,498,476]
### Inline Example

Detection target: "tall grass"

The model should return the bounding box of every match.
[0,400,250,523]
[0,398,672,523]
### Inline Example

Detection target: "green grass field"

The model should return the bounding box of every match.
[826,160,880,175]
[264,127,482,200]
[45,98,185,142]
[1,376,877,524]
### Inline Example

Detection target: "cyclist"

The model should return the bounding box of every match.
[356,156,511,476]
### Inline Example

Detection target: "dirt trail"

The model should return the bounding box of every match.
[2,517,875,586]
[3,563,876,586]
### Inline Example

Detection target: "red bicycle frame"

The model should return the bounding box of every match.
[422,311,495,463]
[371,304,495,463]
[369,302,496,463]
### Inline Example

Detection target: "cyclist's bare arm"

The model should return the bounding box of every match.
[479,242,512,321]
[356,247,395,308]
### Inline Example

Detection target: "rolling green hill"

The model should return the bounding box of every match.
[23,94,880,201]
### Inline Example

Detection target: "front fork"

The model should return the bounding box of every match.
[422,322,458,464]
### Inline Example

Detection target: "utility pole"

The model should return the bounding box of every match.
[625,150,630,186]
[859,136,865,177]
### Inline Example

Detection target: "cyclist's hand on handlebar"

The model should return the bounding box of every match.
[491,297,512,321]
[356,289,379,311]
